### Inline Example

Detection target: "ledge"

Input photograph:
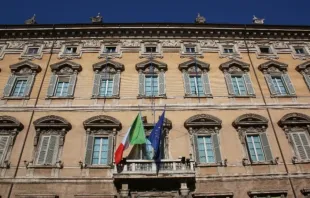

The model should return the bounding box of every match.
[270,94,297,98]
[46,96,74,100]
[137,95,167,99]
[16,194,58,198]
[2,96,30,100]
[26,164,63,169]
[228,95,256,98]
[184,95,213,98]
[248,189,287,196]
[84,165,112,169]
[91,96,120,99]
[196,163,222,167]
[292,159,310,165]
[192,192,233,197]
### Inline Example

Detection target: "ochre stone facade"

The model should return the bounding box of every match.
[0,22,309,198]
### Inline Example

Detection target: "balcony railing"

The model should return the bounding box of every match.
[114,159,195,176]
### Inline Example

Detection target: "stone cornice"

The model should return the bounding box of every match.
[0,23,310,40]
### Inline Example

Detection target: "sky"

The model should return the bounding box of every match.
[0,0,309,25]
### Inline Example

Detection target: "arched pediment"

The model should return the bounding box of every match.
[83,115,122,130]
[296,61,310,74]
[33,115,71,130]
[0,115,23,130]
[258,60,288,73]
[136,59,167,72]
[50,60,82,73]
[141,116,172,130]
[278,113,310,127]
[10,60,41,74]
[219,59,250,73]
[93,59,124,72]
[178,59,210,71]
[184,114,222,129]
[233,113,268,128]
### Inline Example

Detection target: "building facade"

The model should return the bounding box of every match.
[0,17,309,198]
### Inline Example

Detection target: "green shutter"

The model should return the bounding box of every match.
[282,73,296,95]
[47,74,58,97]
[112,72,120,96]
[265,74,277,95]
[291,133,307,160]
[302,73,310,90]
[0,136,9,163]
[24,74,35,97]
[224,73,234,95]
[243,73,255,96]
[158,72,166,96]
[138,73,145,96]
[212,134,222,164]
[3,75,16,97]
[202,73,212,96]
[67,74,77,97]
[92,74,101,97]
[182,72,191,95]
[107,136,113,165]
[193,135,200,163]
[45,135,58,165]
[37,136,50,165]
[260,133,273,162]
[85,135,94,165]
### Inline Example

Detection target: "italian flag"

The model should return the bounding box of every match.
[114,113,146,164]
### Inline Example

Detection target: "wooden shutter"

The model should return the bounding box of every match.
[243,73,255,96]
[138,73,145,96]
[260,133,273,162]
[45,135,58,165]
[193,135,200,163]
[0,136,9,163]
[47,74,58,97]
[224,73,234,95]
[202,73,212,96]
[291,133,307,160]
[158,72,166,96]
[24,74,35,97]
[112,72,121,96]
[299,133,310,159]
[3,75,16,97]
[282,73,296,95]
[67,74,77,97]
[107,136,113,165]
[37,136,50,165]
[302,73,310,90]
[182,72,191,95]
[85,135,94,165]
[92,73,101,97]
[212,134,222,164]
[264,74,277,95]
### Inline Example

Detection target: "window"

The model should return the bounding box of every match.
[145,75,159,96]
[26,47,39,55]
[92,137,109,165]
[140,138,154,160]
[246,135,265,162]
[65,47,77,54]
[37,135,59,165]
[231,75,247,95]
[0,136,10,163]
[290,132,310,160]
[99,78,113,97]
[223,48,234,53]
[260,47,271,54]
[12,78,27,97]
[295,47,305,54]
[55,77,69,97]
[189,76,204,96]
[105,46,117,53]
[145,46,157,53]
[271,76,288,95]
[186,47,196,53]
[197,136,215,163]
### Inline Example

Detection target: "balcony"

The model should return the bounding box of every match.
[113,159,195,179]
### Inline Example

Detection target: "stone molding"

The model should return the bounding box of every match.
[98,42,122,59]
[219,59,250,73]
[180,40,203,58]
[255,44,278,60]
[19,43,44,60]
[258,60,288,73]
[218,42,241,59]
[33,115,71,130]
[136,59,167,72]
[50,60,82,75]
[139,41,163,58]
[290,44,310,60]
[278,112,310,127]
[178,59,210,72]
[248,189,287,197]
[93,59,124,72]
[10,60,41,75]
[233,113,268,128]
[184,114,222,131]
[83,115,122,131]
[296,61,310,74]
[58,41,83,60]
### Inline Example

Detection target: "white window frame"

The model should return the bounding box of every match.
[198,136,215,163]
[140,41,163,58]
[271,75,289,95]
[92,137,109,165]
[246,134,265,162]
[99,43,122,59]
[255,44,278,59]
[219,44,241,59]
[189,75,204,96]
[20,44,44,60]
[59,43,82,59]
[144,74,159,96]
[180,42,203,58]
[231,75,247,96]
[54,76,70,97]
[11,77,28,97]
[99,78,114,97]
[290,45,310,60]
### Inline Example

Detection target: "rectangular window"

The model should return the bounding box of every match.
[145,47,157,53]
[291,132,310,160]
[55,77,69,97]
[185,47,196,53]
[99,79,113,96]
[246,135,265,162]
[26,47,39,55]
[295,47,305,54]
[197,136,215,163]
[190,76,204,96]
[37,135,58,165]
[231,76,247,95]
[223,48,234,53]
[92,137,109,165]
[145,75,158,96]
[65,47,77,54]
[271,76,288,95]
[260,47,271,54]
[12,78,27,97]
[105,46,117,53]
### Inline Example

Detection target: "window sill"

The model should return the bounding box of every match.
[270,94,297,98]
[26,164,63,169]
[84,165,112,169]
[292,158,310,164]
[2,96,30,100]
[184,95,212,98]
[242,158,277,166]
[137,95,167,99]
[91,96,120,99]
[196,163,222,167]
[46,96,74,100]
[228,95,256,98]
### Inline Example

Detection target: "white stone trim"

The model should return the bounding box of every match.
[139,41,163,58]
[58,41,82,60]
[290,44,310,60]
[19,43,44,60]
[180,41,203,58]
[218,43,241,59]
[255,44,278,59]
[98,42,122,59]
[0,43,7,60]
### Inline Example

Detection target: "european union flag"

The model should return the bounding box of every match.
[148,110,165,161]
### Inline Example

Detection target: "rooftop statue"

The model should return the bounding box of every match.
[90,13,103,24]
[253,15,265,24]
[24,14,36,25]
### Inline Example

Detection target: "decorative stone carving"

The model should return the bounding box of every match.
[195,13,206,24]
[19,43,44,60]
[278,113,310,128]
[180,41,203,58]
[255,44,278,60]
[219,59,250,73]
[258,60,288,73]
[58,41,83,60]
[218,43,241,59]
[184,114,221,132]
[199,40,218,47]
[252,15,265,24]
[50,60,82,75]
[161,40,181,47]
[136,59,167,72]
[93,59,124,72]
[33,115,71,130]
[121,40,141,47]
[10,60,41,75]
[139,41,163,58]
[178,59,210,72]
[99,42,122,59]
[296,61,310,78]
[0,44,7,60]
[248,190,287,198]
[83,115,122,131]
[90,13,103,24]
[233,114,268,128]
[289,44,310,60]
[82,40,101,48]
[273,41,288,49]
[24,14,37,25]
[7,41,26,49]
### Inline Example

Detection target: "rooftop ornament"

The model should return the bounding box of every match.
[90,12,103,24]
[24,14,37,25]
[252,15,265,24]
[195,13,206,24]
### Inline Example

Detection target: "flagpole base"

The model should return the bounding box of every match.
[120,183,129,198]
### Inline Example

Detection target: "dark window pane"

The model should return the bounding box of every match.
[145,47,156,53]
[260,47,270,54]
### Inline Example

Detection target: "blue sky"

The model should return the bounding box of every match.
[0,0,309,25]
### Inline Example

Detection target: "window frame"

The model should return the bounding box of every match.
[99,43,122,59]
[290,45,310,60]
[54,76,70,97]
[20,44,44,60]
[144,74,159,97]
[296,61,310,91]
[139,41,163,58]
[255,45,278,59]
[59,43,82,59]
[189,75,204,96]
[219,44,241,59]
[11,77,28,97]
[180,42,204,58]
[0,44,7,60]
[270,75,289,96]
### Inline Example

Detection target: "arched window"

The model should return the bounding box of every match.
[47,60,82,98]
[3,61,41,99]
[179,59,211,97]
[92,60,124,98]
[185,114,223,165]
[32,115,71,166]
[136,60,167,98]
[219,59,255,97]
[278,113,310,163]
[258,60,295,97]
[83,115,122,166]
[0,116,23,168]
[233,114,274,165]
